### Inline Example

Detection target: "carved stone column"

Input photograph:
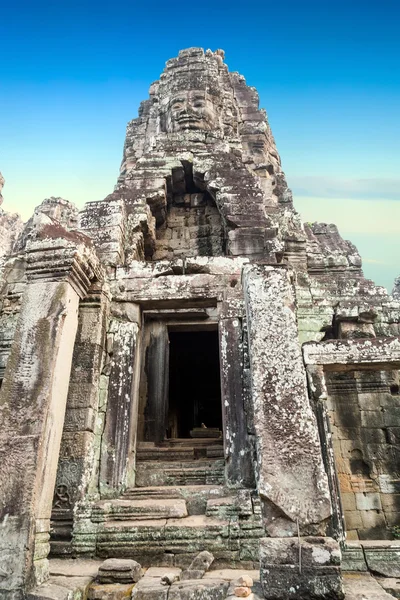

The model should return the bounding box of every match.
[99,313,141,496]
[50,282,110,555]
[219,316,254,487]
[0,238,101,599]
[243,264,343,600]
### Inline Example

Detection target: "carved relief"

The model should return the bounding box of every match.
[161,90,221,133]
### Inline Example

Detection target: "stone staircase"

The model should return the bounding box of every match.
[74,440,263,568]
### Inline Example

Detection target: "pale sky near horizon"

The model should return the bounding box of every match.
[1,0,399,291]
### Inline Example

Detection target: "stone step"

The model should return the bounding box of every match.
[135,459,225,487]
[123,485,230,515]
[92,513,263,567]
[91,498,188,522]
[137,444,224,461]
[156,438,223,447]
[96,515,233,561]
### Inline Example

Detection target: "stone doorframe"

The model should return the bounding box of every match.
[0,237,103,599]
[135,306,254,488]
[99,300,255,496]
[303,336,400,542]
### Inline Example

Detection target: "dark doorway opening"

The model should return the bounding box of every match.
[167,330,222,439]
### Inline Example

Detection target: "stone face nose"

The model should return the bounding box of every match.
[178,101,190,116]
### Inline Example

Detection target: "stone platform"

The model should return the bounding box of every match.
[27,560,400,600]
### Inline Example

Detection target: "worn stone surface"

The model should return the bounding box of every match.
[168,578,229,600]
[260,537,343,600]
[343,572,396,600]
[97,558,142,583]
[3,47,400,600]
[131,578,169,599]
[244,265,331,529]
[363,543,400,577]
[87,582,133,599]
[26,575,93,600]
[376,577,400,599]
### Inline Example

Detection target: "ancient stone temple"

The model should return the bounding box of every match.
[1,48,400,600]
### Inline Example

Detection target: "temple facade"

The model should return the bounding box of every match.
[1,48,400,600]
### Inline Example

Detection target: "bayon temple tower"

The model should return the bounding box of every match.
[1,48,400,600]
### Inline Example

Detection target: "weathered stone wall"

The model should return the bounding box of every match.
[152,192,225,260]
[2,48,400,600]
[0,263,82,596]
[326,369,400,540]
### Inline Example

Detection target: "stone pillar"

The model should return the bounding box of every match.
[100,314,141,497]
[0,239,101,599]
[219,317,254,487]
[50,283,110,555]
[243,265,342,599]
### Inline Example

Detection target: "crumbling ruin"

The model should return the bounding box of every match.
[1,48,400,600]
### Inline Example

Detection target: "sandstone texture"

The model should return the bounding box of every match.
[1,48,400,600]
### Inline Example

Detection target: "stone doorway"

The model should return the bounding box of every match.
[138,321,223,447]
[167,330,222,440]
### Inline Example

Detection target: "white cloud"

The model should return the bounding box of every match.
[290,176,400,202]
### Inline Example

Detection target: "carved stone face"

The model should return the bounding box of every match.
[164,90,219,132]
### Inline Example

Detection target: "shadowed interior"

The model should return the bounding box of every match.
[167,330,222,438]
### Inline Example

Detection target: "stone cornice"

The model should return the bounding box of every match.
[303,336,400,369]
[25,238,104,298]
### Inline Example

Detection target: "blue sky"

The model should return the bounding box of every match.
[0,0,399,291]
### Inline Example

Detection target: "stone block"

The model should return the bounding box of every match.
[381,494,400,512]
[143,567,182,579]
[376,576,400,598]
[260,537,343,600]
[383,407,400,427]
[340,492,356,512]
[243,267,331,526]
[364,545,400,577]
[168,579,229,600]
[260,565,343,600]
[131,578,169,599]
[355,492,382,511]
[360,410,384,428]
[378,475,400,494]
[98,558,142,584]
[357,393,380,411]
[87,582,134,599]
[343,572,396,600]
[360,510,387,530]
[344,511,362,530]
[180,570,205,580]
[341,545,367,571]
